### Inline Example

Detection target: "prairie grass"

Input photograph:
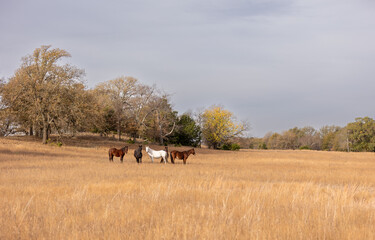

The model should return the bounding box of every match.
[1,136,375,239]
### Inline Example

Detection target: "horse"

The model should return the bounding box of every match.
[145,146,168,164]
[108,146,128,163]
[170,148,195,164]
[134,145,143,163]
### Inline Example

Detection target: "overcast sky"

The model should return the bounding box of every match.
[1,0,374,136]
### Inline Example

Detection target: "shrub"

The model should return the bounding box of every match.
[259,142,267,150]
[127,139,135,144]
[299,145,310,150]
[230,143,241,151]
[221,143,241,151]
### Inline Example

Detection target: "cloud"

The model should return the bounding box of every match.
[1,0,374,136]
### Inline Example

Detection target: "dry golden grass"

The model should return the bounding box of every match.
[1,136,375,239]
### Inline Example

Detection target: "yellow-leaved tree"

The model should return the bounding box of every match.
[202,106,248,149]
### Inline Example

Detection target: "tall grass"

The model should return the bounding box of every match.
[1,137,375,239]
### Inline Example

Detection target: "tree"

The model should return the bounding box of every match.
[125,83,156,140]
[170,113,201,147]
[320,125,341,151]
[141,94,177,145]
[95,76,137,141]
[347,117,375,152]
[265,132,282,149]
[0,45,84,143]
[202,106,248,149]
[58,83,98,136]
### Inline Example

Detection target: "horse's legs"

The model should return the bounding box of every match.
[183,158,187,164]
[120,154,124,163]
[151,156,154,163]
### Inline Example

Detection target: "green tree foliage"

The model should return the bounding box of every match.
[347,117,375,152]
[221,143,241,151]
[169,114,201,147]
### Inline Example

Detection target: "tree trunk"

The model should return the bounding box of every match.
[29,126,33,136]
[157,112,164,145]
[117,119,121,141]
[42,121,48,144]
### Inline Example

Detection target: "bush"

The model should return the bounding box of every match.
[221,143,241,151]
[47,139,63,147]
[299,145,310,150]
[259,142,267,150]
[230,143,241,151]
[127,139,135,144]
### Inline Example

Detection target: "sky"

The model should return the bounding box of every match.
[1,0,374,137]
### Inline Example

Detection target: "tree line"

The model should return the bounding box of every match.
[1,46,373,152]
[0,45,247,148]
[244,117,375,152]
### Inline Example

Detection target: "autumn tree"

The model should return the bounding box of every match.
[59,84,98,136]
[202,106,248,149]
[320,125,342,151]
[0,45,84,143]
[265,132,282,149]
[90,88,117,136]
[94,76,137,141]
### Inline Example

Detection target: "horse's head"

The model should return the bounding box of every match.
[145,146,149,152]
[191,148,196,155]
[138,145,142,150]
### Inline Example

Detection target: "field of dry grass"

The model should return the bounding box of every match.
[1,135,375,239]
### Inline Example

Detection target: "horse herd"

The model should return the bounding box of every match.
[108,145,196,164]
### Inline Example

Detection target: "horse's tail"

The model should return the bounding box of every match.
[170,151,174,163]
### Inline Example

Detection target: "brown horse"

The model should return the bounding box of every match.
[108,146,128,163]
[170,148,195,164]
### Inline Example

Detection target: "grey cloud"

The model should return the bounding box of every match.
[1,0,374,136]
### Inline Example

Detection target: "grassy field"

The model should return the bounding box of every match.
[1,136,375,239]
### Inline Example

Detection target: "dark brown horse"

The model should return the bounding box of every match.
[108,146,128,163]
[170,148,195,164]
[134,145,143,164]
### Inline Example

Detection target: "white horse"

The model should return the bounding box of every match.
[145,146,168,164]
